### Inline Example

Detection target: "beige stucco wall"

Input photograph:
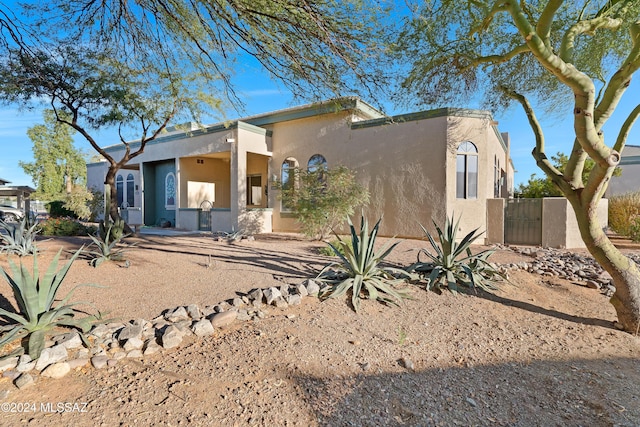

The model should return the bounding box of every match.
[542,198,608,249]
[485,198,505,244]
[446,116,509,238]
[269,112,451,237]
[178,157,230,208]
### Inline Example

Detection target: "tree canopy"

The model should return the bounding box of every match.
[19,110,86,201]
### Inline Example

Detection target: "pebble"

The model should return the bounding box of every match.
[14,373,34,389]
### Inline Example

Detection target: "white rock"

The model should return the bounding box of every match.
[41,362,71,379]
[35,345,68,371]
[209,310,237,328]
[191,319,215,337]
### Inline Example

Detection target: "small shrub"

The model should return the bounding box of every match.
[630,215,640,242]
[317,214,412,312]
[46,200,77,218]
[0,249,103,359]
[0,218,39,256]
[318,238,353,257]
[608,191,640,237]
[278,166,370,240]
[407,215,505,293]
[38,217,95,236]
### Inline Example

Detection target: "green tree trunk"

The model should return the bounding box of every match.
[570,197,640,333]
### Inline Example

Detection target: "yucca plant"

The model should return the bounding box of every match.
[0,217,39,256]
[317,214,412,312]
[0,248,103,359]
[407,215,504,293]
[86,221,131,267]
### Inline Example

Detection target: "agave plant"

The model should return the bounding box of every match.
[87,221,132,267]
[317,214,412,312]
[0,217,39,256]
[0,248,103,359]
[407,215,504,293]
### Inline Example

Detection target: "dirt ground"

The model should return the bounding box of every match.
[0,233,639,426]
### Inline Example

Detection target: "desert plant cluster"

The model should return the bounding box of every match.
[318,213,505,312]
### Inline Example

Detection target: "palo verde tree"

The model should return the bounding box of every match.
[396,1,640,332]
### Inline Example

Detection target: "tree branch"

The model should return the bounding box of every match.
[501,86,573,196]
[465,44,530,70]
[536,0,563,48]
[560,16,622,63]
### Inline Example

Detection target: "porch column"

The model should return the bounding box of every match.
[230,141,247,232]
[175,158,181,228]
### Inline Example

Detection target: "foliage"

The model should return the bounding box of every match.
[0,249,102,359]
[19,110,87,202]
[630,217,640,243]
[516,153,621,198]
[407,215,504,294]
[317,214,412,312]
[27,0,389,103]
[278,166,370,240]
[87,220,130,267]
[393,0,640,332]
[318,238,353,257]
[608,191,640,238]
[46,200,76,219]
[37,217,95,237]
[0,218,39,256]
[63,186,94,220]
[87,188,105,223]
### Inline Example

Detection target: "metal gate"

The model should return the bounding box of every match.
[198,200,213,231]
[504,198,542,245]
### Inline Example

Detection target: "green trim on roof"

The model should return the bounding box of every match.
[243,97,384,126]
[350,108,493,130]
[350,107,508,152]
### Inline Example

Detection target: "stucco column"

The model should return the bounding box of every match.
[230,141,247,232]
[174,157,181,228]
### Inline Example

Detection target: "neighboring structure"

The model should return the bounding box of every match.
[606,144,640,197]
[86,97,515,238]
[0,177,35,214]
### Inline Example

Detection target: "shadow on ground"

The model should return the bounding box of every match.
[291,356,640,426]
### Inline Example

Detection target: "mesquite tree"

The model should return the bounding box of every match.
[396,1,640,332]
[0,1,389,224]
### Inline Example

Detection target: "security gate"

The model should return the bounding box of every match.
[198,200,213,231]
[504,198,542,245]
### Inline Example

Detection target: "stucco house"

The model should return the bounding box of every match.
[87,97,515,238]
[605,144,640,197]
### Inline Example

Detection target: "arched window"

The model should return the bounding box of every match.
[307,154,327,173]
[116,175,124,207]
[165,172,176,209]
[456,141,478,199]
[281,157,298,211]
[126,173,135,207]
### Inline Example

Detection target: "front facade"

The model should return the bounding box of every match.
[87,98,515,238]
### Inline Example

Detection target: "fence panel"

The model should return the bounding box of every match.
[504,198,542,245]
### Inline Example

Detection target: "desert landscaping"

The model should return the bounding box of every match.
[0,232,639,426]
